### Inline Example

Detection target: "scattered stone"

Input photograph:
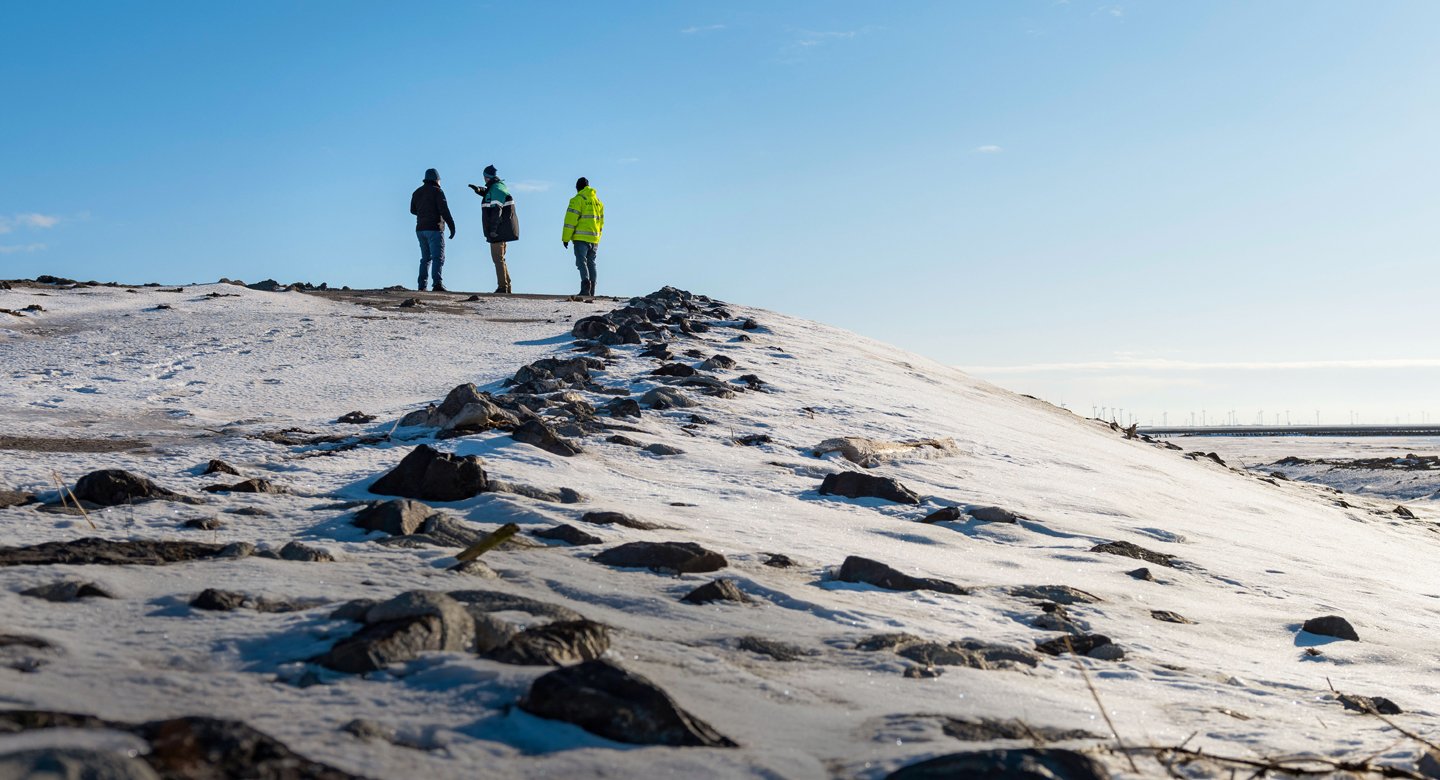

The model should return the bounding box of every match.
[904,666,944,679]
[487,619,611,666]
[735,373,764,388]
[20,580,114,602]
[448,589,584,622]
[318,616,447,673]
[970,506,1025,524]
[700,354,737,371]
[1126,567,1156,582]
[277,542,334,562]
[369,444,488,501]
[182,517,224,531]
[606,398,642,418]
[735,433,772,446]
[737,636,810,661]
[227,506,272,517]
[72,469,193,506]
[579,510,663,530]
[519,659,738,747]
[444,398,520,433]
[532,524,602,546]
[884,749,1110,780]
[190,589,247,612]
[606,434,642,446]
[1150,610,1195,624]
[511,418,583,456]
[920,506,962,523]
[336,411,376,424]
[939,717,1100,742]
[0,489,37,508]
[1009,585,1100,605]
[640,387,697,409]
[1090,540,1177,568]
[819,472,921,504]
[594,541,728,573]
[202,477,283,494]
[858,633,1038,670]
[1034,633,1117,658]
[1395,505,1418,519]
[202,459,240,476]
[1337,693,1402,715]
[448,559,500,578]
[837,555,966,595]
[0,748,160,780]
[644,443,685,456]
[0,538,237,567]
[1032,602,1083,634]
[352,498,437,536]
[681,578,753,605]
[652,363,697,378]
[763,553,800,568]
[1302,615,1359,641]
[399,297,423,308]
[486,481,584,504]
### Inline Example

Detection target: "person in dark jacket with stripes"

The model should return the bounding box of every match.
[468,164,520,294]
[409,168,456,292]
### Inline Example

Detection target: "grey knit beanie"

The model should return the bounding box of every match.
[424,168,440,182]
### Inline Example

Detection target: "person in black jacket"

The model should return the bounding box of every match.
[409,168,456,292]
[467,164,519,294]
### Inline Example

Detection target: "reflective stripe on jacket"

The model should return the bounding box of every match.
[562,187,604,244]
[480,180,519,243]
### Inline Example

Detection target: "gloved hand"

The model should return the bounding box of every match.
[563,241,569,249]
[448,229,456,240]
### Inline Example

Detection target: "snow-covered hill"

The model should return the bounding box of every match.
[0,280,1436,779]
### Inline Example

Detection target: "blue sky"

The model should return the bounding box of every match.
[3,1,1438,424]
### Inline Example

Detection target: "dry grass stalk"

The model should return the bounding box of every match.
[1061,635,1139,774]
[50,470,97,531]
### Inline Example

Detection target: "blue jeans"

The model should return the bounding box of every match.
[417,230,445,288]
[573,240,597,283]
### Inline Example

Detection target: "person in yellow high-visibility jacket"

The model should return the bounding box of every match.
[562,177,605,296]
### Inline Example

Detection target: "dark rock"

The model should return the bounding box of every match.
[318,615,445,673]
[399,297,423,308]
[532,524,602,545]
[369,444,488,501]
[605,398,642,418]
[0,538,234,567]
[1032,602,1083,634]
[448,589,584,622]
[1009,585,1100,605]
[1337,693,1402,715]
[434,383,487,424]
[572,316,615,340]
[737,636,810,661]
[0,489,37,508]
[519,659,738,747]
[640,386,697,409]
[352,499,436,536]
[740,318,760,330]
[336,411,376,424]
[735,373,765,388]
[246,278,288,291]
[487,619,611,666]
[594,541,728,573]
[883,748,1111,779]
[644,443,685,456]
[1035,634,1114,657]
[579,511,663,530]
[20,580,114,602]
[939,717,1100,742]
[763,553,800,568]
[1126,567,1156,581]
[606,434,642,447]
[1395,505,1417,519]
[681,579,753,605]
[278,542,333,562]
[0,748,159,780]
[73,469,191,506]
[486,482,584,504]
[858,634,1037,670]
[136,715,356,779]
[699,354,737,371]
[511,419,583,456]
[1090,540,1177,568]
[970,506,1025,523]
[920,506,962,523]
[652,362,696,377]
[904,666,944,679]
[182,517,224,531]
[837,555,967,595]
[819,472,921,504]
[202,477,283,494]
[1150,610,1195,624]
[1302,615,1359,641]
[203,459,240,476]
[735,433,772,446]
[191,589,247,611]
[227,506,272,517]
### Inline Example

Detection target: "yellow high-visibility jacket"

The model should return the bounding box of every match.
[562,187,604,244]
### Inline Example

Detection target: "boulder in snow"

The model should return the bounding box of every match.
[819,472,921,504]
[369,444,489,502]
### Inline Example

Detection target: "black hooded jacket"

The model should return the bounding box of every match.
[410,182,456,232]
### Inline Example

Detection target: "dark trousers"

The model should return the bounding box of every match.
[416,230,444,288]
[573,240,597,283]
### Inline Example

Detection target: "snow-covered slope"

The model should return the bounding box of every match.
[0,281,1436,778]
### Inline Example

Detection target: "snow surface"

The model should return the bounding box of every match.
[1,282,1437,778]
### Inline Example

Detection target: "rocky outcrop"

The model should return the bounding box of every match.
[0,538,242,567]
[819,472,921,504]
[369,445,488,501]
[594,541,728,573]
[837,556,966,595]
[73,469,195,506]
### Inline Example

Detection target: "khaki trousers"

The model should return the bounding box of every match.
[490,242,511,292]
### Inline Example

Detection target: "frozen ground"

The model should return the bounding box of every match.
[0,280,1437,778]
[1169,436,1440,504]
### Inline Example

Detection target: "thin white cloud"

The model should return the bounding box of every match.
[795,30,858,48]
[0,243,47,254]
[508,181,551,194]
[681,24,726,34]
[0,213,61,234]
[975,145,1003,154]
[1095,4,1124,17]
[969,358,1440,374]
